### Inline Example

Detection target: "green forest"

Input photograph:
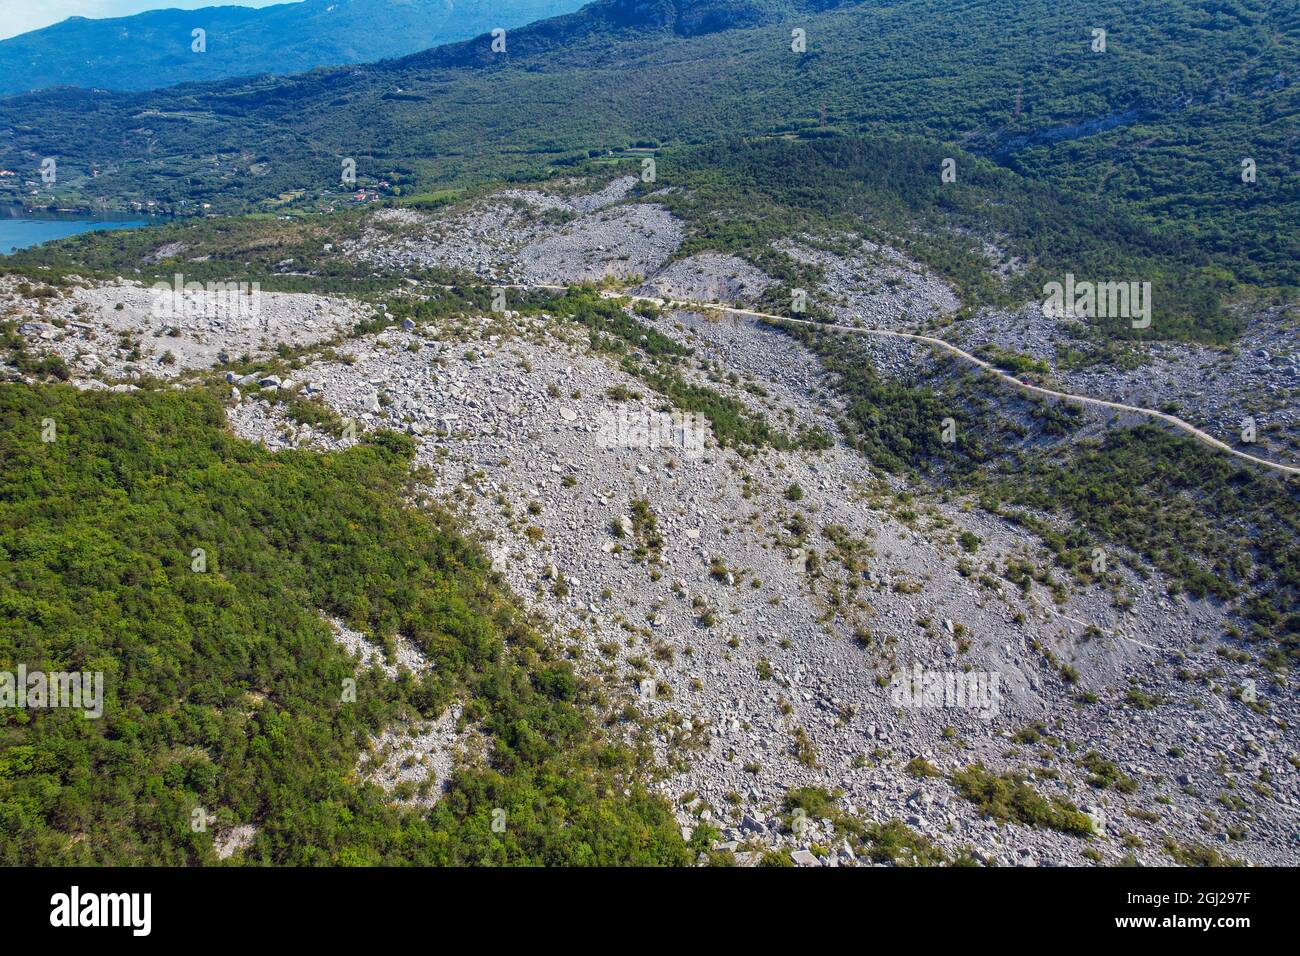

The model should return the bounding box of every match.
[657,136,1245,341]
[4,0,1295,307]
[0,0,1295,876]
[0,383,690,864]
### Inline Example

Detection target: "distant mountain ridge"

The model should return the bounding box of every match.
[0,0,586,95]
[397,0,813,68]
[1,0,1293,307]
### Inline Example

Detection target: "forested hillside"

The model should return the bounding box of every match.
[1,0,1297,883]
[656,138,1246,341]
[3,0,1293,327]
[0,0,585,96]
[0,383,689,864]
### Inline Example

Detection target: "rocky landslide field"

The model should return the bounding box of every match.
[3,176,1296,867]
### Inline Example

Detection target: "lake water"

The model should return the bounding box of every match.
[0,211,152,255]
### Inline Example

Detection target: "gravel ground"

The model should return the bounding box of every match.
[945,305,1300,464]
[347,175,662,284]
[516,202,684,285]
[7,185,1296,867]
[777,237,962,330]
[216,302,1299,867]
[1,276,367,382]
[632,252,773,305]
[783,237,1298,466]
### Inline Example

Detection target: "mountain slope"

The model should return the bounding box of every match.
[0,381,692,865]
[1,0,1294,319]
[0,0,586,95]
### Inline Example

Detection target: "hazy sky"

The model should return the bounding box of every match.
[1,1,287,40]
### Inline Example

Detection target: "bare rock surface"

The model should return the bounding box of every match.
[1,275,365,380]
[947,305,1300,464]
[7,185,1296,868]
[632,252,773,305]
[778,237,962,330]
[217,300,1297,867]
[516,202,684,285]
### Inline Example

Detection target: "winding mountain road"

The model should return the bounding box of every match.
[492,283,1300,478]
[633,294,1300,479]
